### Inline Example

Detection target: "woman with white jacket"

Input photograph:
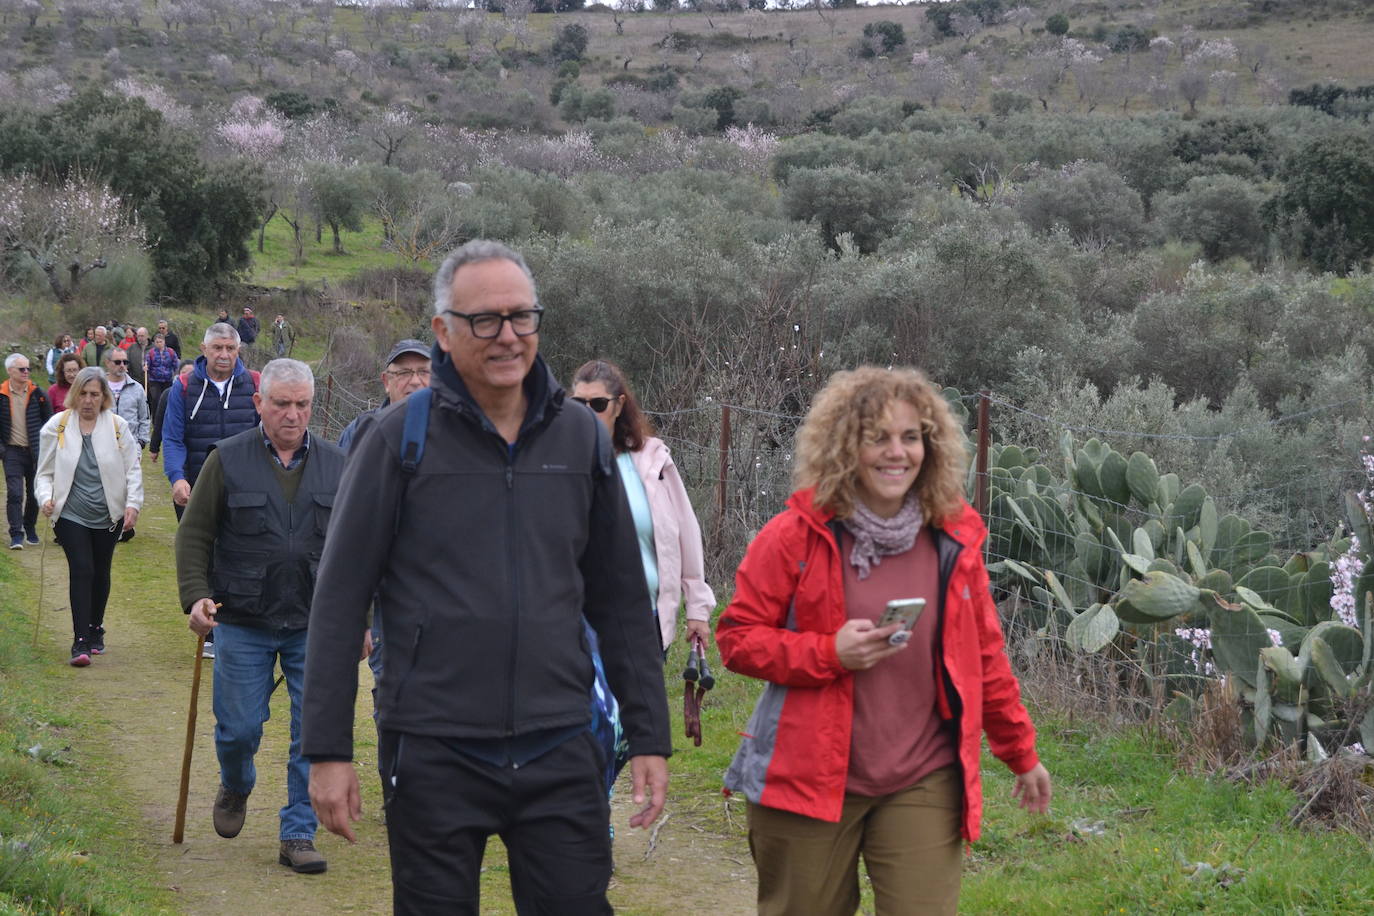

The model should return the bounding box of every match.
[571,359,716,651]
[35,367,143,666]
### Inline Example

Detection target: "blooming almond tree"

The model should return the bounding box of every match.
[0,172,145,303]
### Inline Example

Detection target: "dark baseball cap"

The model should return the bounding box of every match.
[385,339,431,366]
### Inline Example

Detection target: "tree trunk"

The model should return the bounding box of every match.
[257,201,278,254]
[331,222,344,255]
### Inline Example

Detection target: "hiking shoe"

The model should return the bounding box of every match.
[8,536,21,550]
[278,839,327,874]
[89,626,106,655]
[213,785,249,838]
[69,640,91,667]
[202,640,216,660]
[24,528,39,545]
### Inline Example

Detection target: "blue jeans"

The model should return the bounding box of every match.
[212,622,315,841]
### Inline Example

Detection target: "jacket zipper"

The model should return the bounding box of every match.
[503,440,519,737]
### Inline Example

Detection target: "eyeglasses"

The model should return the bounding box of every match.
[110,359,128,365]
[572,396,613,413]
[386,368,431,382]
[13,366,31,373]
[443,308,543,339]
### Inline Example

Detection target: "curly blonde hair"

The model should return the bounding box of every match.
[794,367,968,524]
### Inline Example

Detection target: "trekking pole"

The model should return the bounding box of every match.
[173,603,220,844]
[32,520,49,647]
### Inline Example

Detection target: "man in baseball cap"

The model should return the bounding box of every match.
[336,340,431,452]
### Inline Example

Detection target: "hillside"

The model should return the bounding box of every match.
[4,1,1374,133]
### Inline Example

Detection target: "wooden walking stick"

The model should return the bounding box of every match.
[173,603,219,844]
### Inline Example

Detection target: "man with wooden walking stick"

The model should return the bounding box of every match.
[175,358,345,873]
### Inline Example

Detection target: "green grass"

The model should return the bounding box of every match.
[0,559,177,915]
[963,719,1374,914]
[247,213,432,289]
[663,612,1374,915]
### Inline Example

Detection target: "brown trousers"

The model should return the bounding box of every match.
[747,765,964,916]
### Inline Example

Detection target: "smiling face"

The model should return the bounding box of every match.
[853,399,926,519]
[431,258,538,407]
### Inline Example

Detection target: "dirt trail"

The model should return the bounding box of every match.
[17,475,757,914]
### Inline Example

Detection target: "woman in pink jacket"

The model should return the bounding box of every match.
[571,359,716,651]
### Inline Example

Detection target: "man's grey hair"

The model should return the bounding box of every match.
[203,322,241,345]
[104,347,128,364]
[95,325,107,334]
[71,366,114,411]
[5,353,28,370]
[258,359,315,399]
[432,239,538,317]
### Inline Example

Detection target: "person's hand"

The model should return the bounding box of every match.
[627,755,669,829]
[835,618,906,671]
[685,619,713,645]
[310,761,362,843]
[188,598,218,637]
[149,450,158,461]
[361,629,373,661]
[171,479,191,506]
[122,506,139,529]
[41,500,54,518]
[1012,763,1051,814]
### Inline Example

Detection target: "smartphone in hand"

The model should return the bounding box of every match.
[877,598,926,646]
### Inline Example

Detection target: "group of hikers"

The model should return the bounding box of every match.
[4,239,1051,915]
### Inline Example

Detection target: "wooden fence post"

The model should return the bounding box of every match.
[323,373,335,440]
[975,390,991,524]
[717,404,732,533]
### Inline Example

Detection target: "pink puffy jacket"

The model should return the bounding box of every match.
[628,437,717,649]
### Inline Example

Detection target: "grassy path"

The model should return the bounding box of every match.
[12,461,757,914]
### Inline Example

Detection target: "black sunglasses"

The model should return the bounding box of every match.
[572,396,613,413]
[110,359,128,365]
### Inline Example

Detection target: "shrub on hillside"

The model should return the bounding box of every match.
[859,21,906,58]
[782,166,901,253]
[1270,132,1374,273]
[552,23,589,63]
[1015,160,1147,249]
[1154,174,1271,263]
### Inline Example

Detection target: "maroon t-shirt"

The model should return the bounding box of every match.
[841,526,957,797]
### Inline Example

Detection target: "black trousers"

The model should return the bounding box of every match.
[3,444,37,537]
[54,517,120,643]
[146,379,168,412]
[379,729,613,916]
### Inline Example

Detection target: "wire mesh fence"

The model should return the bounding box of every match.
[308,377,1367,597]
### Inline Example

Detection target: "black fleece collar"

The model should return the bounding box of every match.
[429,341,566,439]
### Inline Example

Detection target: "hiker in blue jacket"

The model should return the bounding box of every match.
[161,323,260,658]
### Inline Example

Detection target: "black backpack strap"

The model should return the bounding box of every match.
[393,387,433,537]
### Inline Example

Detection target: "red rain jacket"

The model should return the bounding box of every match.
[717,488,1039,841]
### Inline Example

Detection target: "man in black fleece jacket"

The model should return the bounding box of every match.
[303,240,670,915]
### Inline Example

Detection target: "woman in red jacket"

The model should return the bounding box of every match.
[717,366,1050,916]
